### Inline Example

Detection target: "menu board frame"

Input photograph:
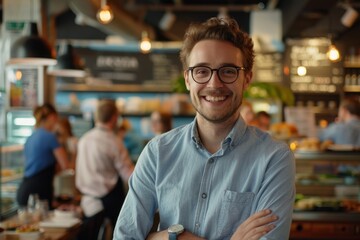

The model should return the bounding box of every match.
[6,65,44,109]
[73,46,183,87]
[253,51,283,83]
[284,38,343,94]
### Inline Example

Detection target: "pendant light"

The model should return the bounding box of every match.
[7,22,56,66]
[47,43,86,78]
[326,15,340,62]
[326,35,340,62]
[140,31,151,54]
[327,44,341,62]
[97,0,114,24]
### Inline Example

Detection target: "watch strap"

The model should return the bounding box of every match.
[168,232,177,240]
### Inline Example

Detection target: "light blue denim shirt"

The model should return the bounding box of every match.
[318,118,360,146]
[114,117,295,240]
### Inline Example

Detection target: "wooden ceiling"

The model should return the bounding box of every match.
[54,0,360,46]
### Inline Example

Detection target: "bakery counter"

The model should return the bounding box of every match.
[293,211,360,222]
[1,142,24,220]
[290,211,360,240]
[294,151,360,162]
[292,149,360,239]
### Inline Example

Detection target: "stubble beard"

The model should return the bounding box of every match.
[191,94,242,124]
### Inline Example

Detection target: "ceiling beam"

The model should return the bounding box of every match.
[125,3,262,12]
[280,0,311,38]
[69,0,156,41]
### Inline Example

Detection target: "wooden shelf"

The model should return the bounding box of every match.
[295,152,360,162]
[344,61,360,68]
[0,143,23,153]
[343,85,360,92]
[57,83,173,93]
[1,173,23,183]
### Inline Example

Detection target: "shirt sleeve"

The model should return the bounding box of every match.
[318,123,337,142]
[48,132,61,150]
[113,142,158,239]
[255,144,296,240]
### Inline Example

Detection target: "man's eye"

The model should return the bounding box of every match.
[222,68,237,75]
[195,68,209,75]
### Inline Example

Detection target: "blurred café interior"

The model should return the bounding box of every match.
[0,0,360,239]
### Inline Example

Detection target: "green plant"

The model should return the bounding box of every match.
[172,74,188,93]
[244,82,295,106]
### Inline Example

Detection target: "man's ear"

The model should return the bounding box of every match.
[184,70,190,91]
[243,71,253,89]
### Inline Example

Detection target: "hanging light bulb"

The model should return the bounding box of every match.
[97,0,114,24]
[140,31,151,54]
[327,44,340,62]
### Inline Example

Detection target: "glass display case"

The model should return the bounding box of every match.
[0,142,24,220]
[290,151,360,240]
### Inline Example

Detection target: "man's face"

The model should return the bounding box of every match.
[184,40,252,124]
[258,116,271,131]
[337,106,347,122]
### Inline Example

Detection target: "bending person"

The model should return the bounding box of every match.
[16,103,70,209]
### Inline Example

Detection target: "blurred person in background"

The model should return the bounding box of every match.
[239,100,255,125]
[150,110,173,136]
[318,98,360,146]
[16,103,70,209]
[252,110,271,132]
[76,99,134,240]
[54,117,78,205]
[55,117,78,169]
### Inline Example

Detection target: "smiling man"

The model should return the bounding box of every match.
[114,17,295,240]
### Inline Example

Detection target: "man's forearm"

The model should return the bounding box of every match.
[147,230,206,240]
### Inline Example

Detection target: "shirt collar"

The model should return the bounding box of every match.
[190,116,248,150]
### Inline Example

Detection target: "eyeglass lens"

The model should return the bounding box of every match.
[191,66,239,83]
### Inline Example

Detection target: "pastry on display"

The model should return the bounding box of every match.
[270,122,298,140]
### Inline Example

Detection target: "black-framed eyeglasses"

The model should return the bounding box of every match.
[188,65,246,84]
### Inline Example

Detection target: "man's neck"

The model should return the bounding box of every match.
[96,122,113,131]
[196,114,238,154]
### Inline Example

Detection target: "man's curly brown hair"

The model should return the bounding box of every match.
[179,17,254,72]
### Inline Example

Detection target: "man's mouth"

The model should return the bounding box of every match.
[204,95,227,102]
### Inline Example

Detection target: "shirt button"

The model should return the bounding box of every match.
[195,222,200,228]
[209,158,214,163]
[202,193,207,199]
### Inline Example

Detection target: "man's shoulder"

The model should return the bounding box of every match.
[150,123,192,145]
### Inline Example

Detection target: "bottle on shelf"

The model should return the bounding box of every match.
[351,71,357,86]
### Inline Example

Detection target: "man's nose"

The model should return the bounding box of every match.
[207,70,224,87]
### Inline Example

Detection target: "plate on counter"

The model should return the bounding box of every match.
[5,231,43,240]
[295,148,323,154]
[39,217,80,228]
[327,144,356,152]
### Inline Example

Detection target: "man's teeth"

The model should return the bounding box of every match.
[205,96,226,102]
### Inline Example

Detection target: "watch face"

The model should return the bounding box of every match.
[168,224,184,234]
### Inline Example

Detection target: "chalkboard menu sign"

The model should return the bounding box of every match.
[253,52,283,83]
[75,47,182,86]
[7,66,42,108]
[284,38,343,93]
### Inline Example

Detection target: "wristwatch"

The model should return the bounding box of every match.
[168,224,184,240]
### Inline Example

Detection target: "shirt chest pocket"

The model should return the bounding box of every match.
[216,190,255,238]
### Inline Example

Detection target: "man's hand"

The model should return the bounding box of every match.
[230,209,278,240]
[147,229,206,240]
